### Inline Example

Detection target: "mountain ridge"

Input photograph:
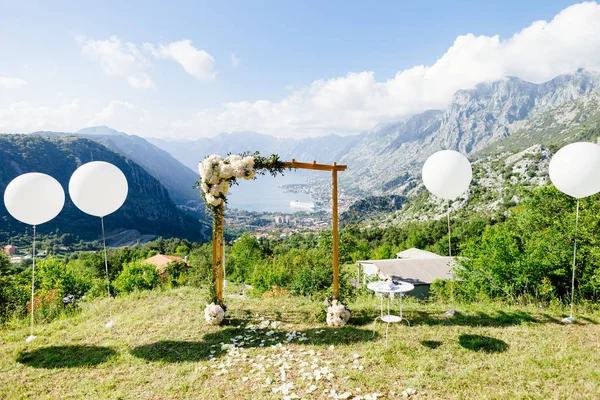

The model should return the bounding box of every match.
[0,135,208,243]
[145,70,600,197]
[29,127,202,208]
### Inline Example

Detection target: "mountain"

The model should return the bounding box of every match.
[340,69,600,193]
[34,126,202,208]
[0,135,208,243]
[146,70,600,200]
[148,132,363,171]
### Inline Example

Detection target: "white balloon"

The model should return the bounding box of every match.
[4,173,65,226]
[69,161,128,217]
[549,142,600,199]
[422,150,472,200]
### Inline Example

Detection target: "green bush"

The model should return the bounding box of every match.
[37,257,92,299]
[164,261,188,287]
[113,261,159,294]
[184,245,212,287]
[250,259,290,295]
[290,261,332,297]
[0,275,29,321]
[430,279,454,301]
[229,233,263,284]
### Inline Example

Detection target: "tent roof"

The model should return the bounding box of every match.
[143,254,184,273]
[396,248,443,259]
[357,257,453,285]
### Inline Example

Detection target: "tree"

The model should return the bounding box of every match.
[372,245,393,260]
[230,233,264,284]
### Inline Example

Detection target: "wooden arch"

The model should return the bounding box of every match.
[212,160,347,303]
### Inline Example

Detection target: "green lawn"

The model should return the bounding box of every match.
[1,287,599,399]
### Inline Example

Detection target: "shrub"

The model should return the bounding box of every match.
[185,245,212,287]
[0,275,29,321]
[37,258,91,299]
[113,261,159,294]
[163,261,188,287]
[250,259,290,296]
[290,261,332,297]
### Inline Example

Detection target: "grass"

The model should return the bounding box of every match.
[1,287,599,399]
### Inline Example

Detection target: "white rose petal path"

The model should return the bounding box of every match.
[131,305,388,399]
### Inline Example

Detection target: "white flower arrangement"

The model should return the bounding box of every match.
[204,303,225,325]
[197,152,285,313]
[198,154,257,208]
[326,299,351,328]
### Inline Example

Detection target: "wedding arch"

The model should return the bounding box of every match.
[198,153,347,306]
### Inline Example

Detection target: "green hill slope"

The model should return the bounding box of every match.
[0,135,208,244]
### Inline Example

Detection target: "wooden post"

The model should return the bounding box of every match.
[219,214,225,297]
[332,165,339,299]
[212,204,224,304]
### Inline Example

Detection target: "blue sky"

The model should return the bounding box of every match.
[0,0,598,138]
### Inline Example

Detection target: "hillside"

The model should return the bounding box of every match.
[340,69,600,193]
[146,70,600,202]
[33,126,203,208]
[0,135,208,244]
[1,287,598,399]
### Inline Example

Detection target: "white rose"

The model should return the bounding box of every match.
[221,183,229,195]
[230,159,244,170]
[205,194,222,206]
[220,164,233,179]
[200,183,209,193]
[202,164,213,180]
[242,156,255,168]
[233,169,245,179]
[210,183,222,196]
[243,170,256,180]
[207,154,222,163]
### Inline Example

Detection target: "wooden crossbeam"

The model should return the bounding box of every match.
[282,159,347,171]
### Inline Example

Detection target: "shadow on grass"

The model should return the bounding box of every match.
[130,340,220,363]
[575,315,598,325]
[16,345,116,368]
[458,334,508,353]
[421,340,443,349]
[405,309,558,327]
[130,326,379,363]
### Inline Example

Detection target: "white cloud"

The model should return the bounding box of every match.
[89,100,151,133]
[0,99,83,132]
[169,1,600,138]
[144,40,216,81]
[231,52,241,67]
[5,2,600,139]
[0,99,153,136]
[77,35,154,89]
[0,77,27,89]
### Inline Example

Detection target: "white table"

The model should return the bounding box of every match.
[367,280,415,347]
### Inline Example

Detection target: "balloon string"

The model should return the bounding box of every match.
[570,200,579,319]
[29,225,36,339]
[101,217,113,323]
[448,205,454,313]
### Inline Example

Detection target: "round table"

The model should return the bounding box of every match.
[367,280,415,347]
